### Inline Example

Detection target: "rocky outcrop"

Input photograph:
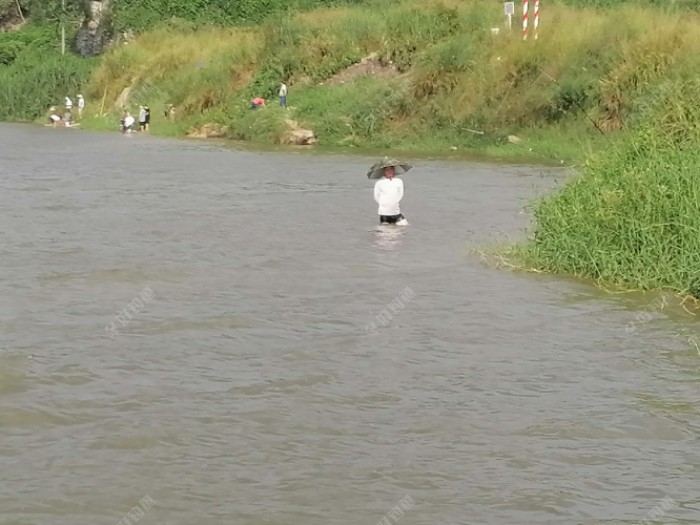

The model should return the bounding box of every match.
[284,128,317,145]
[184,118,315,144]
[114,86,131,110]
[0,0,25,32]
[75,0,111,57]
[282,119,317,145]
[188,123,229,139]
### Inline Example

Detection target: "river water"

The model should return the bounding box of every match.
[1,123,699,525]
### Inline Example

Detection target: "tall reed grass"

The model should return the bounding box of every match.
[516,78,700,295]
[0,50,96,120]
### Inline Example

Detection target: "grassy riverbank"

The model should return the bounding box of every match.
[509,78,700,298]
[75,0,700,164]
[4,0,700,164]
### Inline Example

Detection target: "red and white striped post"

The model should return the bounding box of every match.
[534,0,540,40]
[522,0,529,40]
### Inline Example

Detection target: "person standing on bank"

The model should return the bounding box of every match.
[371,158,410,225]
[144,105,150,131]
[139,105,147,131]
[77,94,85,118]
[279,81,287,109]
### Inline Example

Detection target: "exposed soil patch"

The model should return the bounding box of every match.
[0,3,25,33]
[324,52,399,86]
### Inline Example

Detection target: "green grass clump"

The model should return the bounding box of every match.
[518,79,700,296]
[0,42,97,120]
[0,17,98,121]
[110,0,368,32]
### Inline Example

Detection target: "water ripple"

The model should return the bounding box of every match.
[1,124,699,525]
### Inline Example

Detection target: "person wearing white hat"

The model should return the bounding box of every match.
[77,94,85,118]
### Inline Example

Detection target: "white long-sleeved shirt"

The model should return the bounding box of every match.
[373,177,404,216]
[279,83,287,97]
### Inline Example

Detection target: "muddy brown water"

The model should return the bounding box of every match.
[1,123,699,525]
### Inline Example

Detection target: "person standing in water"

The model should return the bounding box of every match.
[373,161,407,225]
[122,111,136,133]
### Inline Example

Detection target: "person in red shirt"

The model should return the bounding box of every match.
[250,97,266,109]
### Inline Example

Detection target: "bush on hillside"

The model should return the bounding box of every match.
[0,49,96,120]
[110,0,366,32]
